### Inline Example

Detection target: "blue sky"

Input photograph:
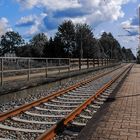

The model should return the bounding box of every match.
[0,0,139,55]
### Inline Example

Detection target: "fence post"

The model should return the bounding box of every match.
[1,58,3,86]
[46,59,48,78]
[58,59,61,74]
[79,58,81,70]
[105,59,106,66]
[109,59,111,65]
[87,58,89,69]
[68,58,70,72]
[111,59,113,65]
[27,59,30,81]
[102,58,103,66]
[93,58,95,67]
[98,58,100,67]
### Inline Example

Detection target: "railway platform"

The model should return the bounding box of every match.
[77,64,140,140]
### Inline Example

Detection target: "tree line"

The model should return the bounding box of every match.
[0,20,135,60]
[136,50,140,63]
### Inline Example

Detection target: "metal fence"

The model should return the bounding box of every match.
[0,57,117,86]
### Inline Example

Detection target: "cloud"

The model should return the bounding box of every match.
[120,36,138,44]
[16,15,36,27]
[16,0,134,23]
[0,17,12,37]
[16,0,81,11]
[43,16,58,30]
[121,5,139,37]
[20,13,48,38]
[121,16,139,36]
[16,0,136,37]
[121,21,138,36]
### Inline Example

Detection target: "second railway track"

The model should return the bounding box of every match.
[0,64,133,140]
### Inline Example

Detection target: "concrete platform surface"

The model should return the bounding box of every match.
[77,64,140,140]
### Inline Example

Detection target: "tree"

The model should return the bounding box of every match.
[0,44,2,56]
[56,20,75,57]
[99,32,123,60]
[121,47,135,61]
[53,36,67,58]
[94,39,105,59]
[0,31,24,55]
[43,37,66,58]
[137,50,140,63]
[125,49,135,61]
[43,37,53,58]
[75,23,94,58]
[15,43,32,57]
[30,33,48,57]
[121,47,127,60]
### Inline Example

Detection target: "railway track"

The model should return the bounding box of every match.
[0,64,133,140]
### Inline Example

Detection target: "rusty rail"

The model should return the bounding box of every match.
[0,65,123,122]
[36,64,133,140]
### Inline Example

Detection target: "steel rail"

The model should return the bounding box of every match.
[36,64,133,140]
[0,65,123,122]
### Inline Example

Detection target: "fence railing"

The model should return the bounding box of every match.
[0,57,118,86]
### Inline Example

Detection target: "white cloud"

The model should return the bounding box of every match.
[20,13,47,37]
[121,20,131,28]
[16,0,81,11]
[0,17,12,37]
[67,17,87,24]
[121,36,138,43]
[16,0,136,37]
[16,0,135,26]
[121,19,138,29]
[121,4,139,38]
[16,15,37,26]
[80,0,131,25]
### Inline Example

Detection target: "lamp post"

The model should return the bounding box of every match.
[138,6,140,51]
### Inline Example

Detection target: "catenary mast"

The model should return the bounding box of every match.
[138,5,140,51]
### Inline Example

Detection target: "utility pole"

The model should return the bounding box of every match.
[137,5,140,63]
[138,6,140,51]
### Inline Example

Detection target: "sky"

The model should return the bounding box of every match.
[0,0,139,55]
